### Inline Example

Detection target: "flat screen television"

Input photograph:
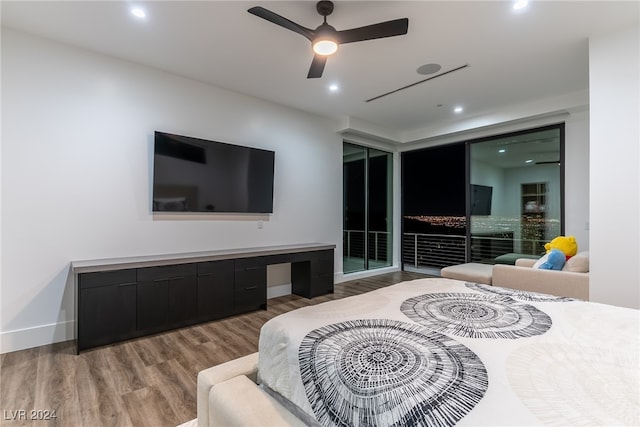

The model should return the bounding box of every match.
[152,131,275,213]
[470,184,492,215]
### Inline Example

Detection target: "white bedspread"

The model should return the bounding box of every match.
[258,278,639,426]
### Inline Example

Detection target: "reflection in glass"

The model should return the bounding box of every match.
[401,125,563,272]
[470,127,563,263]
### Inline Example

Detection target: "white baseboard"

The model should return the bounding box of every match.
[1,320,74,354]
[3,269,397,354]
[1,283,296,354]
[267,283,292,299]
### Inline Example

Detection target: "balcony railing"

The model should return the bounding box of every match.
[344,230,390,262]
[402,232,544,270]
[345,229,544,272]
[402,233,466,269]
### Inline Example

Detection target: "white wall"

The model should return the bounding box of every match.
[3,22,637,353]
[589,24,640,309]
[563,110,590,245]
[0,29,343,352]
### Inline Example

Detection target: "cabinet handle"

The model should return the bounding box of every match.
[198,272,214,277]
[153,276,184,282]
[245,286,257,291]
[118,282,137,287]
[244,267,258,271]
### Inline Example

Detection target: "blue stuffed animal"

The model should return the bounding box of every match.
[538,248,566,270]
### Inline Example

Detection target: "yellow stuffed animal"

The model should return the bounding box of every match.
[544,236,577,259]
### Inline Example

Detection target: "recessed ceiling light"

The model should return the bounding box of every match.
[131,7,146,19]
[498,149,506,153]
[525,159,533,163]
[328,83,339,92]
[513,0,529,11]
[454,106,463,113]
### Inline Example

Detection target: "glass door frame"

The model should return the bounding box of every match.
[343,142,393,273]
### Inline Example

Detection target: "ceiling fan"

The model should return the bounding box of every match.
[248,1,409,79]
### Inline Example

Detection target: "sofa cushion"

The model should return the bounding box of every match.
[440,263,493,285]
[494,253,540,265]
[563,251,589,273]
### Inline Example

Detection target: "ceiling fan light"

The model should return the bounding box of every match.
[313,39,338,55]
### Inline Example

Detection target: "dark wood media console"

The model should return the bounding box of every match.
[72,243,335,353]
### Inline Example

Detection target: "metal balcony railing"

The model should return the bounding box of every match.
[402,233,467,269]
[402,232,544,270]
[345,230,544,271]
[344,230,390,262]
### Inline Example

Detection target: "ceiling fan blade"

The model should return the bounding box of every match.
[248,6,315,41]
[337,18,409,44]
[307,55,328,79]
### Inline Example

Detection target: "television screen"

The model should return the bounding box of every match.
[470,184,492,215]
[152,131,275,213]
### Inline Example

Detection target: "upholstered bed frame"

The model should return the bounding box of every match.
[197,273,635,427]
[197,352,305,427]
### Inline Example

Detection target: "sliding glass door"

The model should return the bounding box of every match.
[343,143,393,273]
[401,124,564,271]
[469,126,564,262]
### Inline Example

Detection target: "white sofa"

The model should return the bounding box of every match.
[492,251,589,300]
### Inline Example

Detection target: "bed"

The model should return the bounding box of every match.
[198,278,639,426]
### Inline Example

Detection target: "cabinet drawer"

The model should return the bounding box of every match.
[234,281,266,307]
[198,259,234,276]
[137,263,196,281]
[234,257,266,271]
[234,257,266,308]
[79,269,137,289]
[234,267,266,291]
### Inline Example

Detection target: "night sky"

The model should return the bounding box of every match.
[343,154,390,231]
[402,143,466,216]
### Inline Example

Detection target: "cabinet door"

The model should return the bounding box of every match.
[78,270,137,351]
[292,250,334,298]
[291,261,312,298]
[197,260,234,322]
[136,264,197,333]
[168,275,197,327]
[136,279,168,333]
[234,258,266,310]
[311,250,334,277]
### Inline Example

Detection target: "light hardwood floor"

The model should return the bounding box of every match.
[0,271,431,427]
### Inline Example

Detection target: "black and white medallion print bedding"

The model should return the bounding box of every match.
[258,278,640,426]
[299,319,487,426]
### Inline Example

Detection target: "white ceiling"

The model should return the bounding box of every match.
[470,127,560,168]
[2,1,638,141]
